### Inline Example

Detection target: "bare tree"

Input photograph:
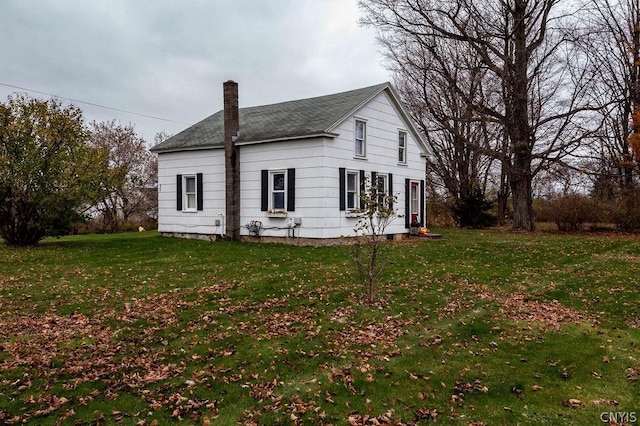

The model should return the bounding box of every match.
[380,22,506,225]
[580,0,640,191]
[360,0,598,230]
[89,121,156,232]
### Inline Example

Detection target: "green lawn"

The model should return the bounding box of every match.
[0,230,638,425]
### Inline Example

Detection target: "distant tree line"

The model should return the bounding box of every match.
[359,0,640,231]
[0,94,161,246]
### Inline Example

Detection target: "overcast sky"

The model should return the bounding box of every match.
[0,0,389,143]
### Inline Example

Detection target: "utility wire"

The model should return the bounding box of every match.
[0,82,192,125]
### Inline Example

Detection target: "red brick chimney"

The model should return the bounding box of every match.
[223,80,240,241]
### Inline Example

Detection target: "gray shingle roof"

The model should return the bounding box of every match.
[151,82,390,153]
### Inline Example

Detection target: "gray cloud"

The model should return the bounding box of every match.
[0,0,388,142]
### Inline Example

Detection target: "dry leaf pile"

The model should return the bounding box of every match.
[441,283,592,330]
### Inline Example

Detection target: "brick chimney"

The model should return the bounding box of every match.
[223,80,240,241]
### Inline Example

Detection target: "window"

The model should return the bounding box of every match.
[176,173,203,211]
[271,171,286,210]
[184,175,197,210]
[261,169,296,212]
[339,168,364,212]
[371,171,392,209]
[398,131,407,163]
[355,120,366,157]
[346,171,359,210]
[376,173,388,206]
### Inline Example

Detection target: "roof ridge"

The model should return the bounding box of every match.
[238,81,389,111]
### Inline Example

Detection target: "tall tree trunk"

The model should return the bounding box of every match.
[510,164,534,230]
[508,0,535,231]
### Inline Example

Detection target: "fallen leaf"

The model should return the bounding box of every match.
[415,407,438,420]
[563,399,583,407]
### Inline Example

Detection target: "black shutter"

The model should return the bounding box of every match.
[405,179,410,228]
[339,168,346,211]
[420,179,425,226]
[176,174,183,211]
[388,173,394,209]
[359,170,366,209]
[287,168,296,211]
[196,173,203,211]
[261,170,268,211]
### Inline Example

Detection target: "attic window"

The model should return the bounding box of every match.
[398,131,407,164]
[355,120,366,157]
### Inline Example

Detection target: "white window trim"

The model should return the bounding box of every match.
[398,130,407,164]
[375,173,389,207]
[373,173,389,191]
[346,170,360,212]
[377,173,389,192]
[183,174,197,212]
[354,119,367,158]
[269,169,287,214]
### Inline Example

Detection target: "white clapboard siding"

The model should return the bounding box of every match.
[318,90,426,238]
[156,150,225,235]
[155,88,427,240]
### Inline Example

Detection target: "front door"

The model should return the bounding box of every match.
[410,181,419,224]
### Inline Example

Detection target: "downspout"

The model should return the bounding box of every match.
[219,213,226,238]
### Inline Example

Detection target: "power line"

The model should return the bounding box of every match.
[0,82,192,126]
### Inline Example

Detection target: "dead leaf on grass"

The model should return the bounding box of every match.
[563,399,584,408]
[439,283,592,330]
[415,407,437,421]
[627,367,640,382]
[592,398,619,406]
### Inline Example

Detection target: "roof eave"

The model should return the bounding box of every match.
[385,85,431,156]
[235,132,339,146]
[151,145,223,154]
[151,132,339,153]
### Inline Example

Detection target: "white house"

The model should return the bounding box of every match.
[151,81,429,243]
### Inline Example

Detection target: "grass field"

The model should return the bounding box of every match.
[0,230,638,425]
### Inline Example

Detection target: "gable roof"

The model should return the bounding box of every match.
[151,82,426,154]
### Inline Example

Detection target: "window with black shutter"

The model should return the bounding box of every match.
[177,173,203,211]
[261,169,296,212]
